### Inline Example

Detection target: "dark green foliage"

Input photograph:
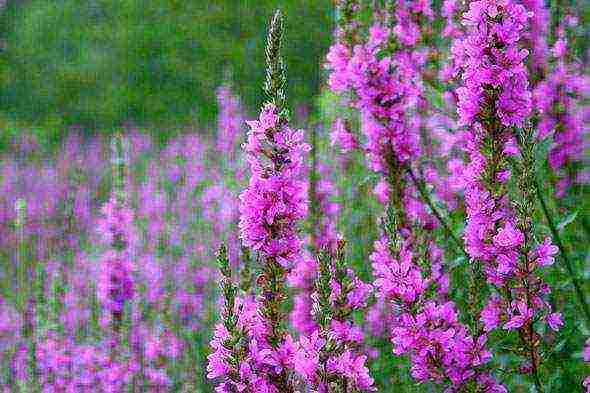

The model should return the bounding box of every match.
[0,0,333,141]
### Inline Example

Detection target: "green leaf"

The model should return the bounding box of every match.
[360,173,380,187]
[449,256,467,269]
[552,336,568,353]
[556,211,578,231]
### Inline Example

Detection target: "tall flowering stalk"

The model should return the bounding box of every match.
[209,12,309,391]
[453,1,564,390]
[326,1,464,248]
[97,134,137,339]
[207,244,252,392]
[293,242,374,392]
[237,9,309,392]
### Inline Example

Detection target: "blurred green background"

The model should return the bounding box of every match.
[0,0,333,144]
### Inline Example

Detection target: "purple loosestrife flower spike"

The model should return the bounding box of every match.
[453,2,565,390]
[237,9,310,392]
[207,244,250,391]
[294,242,375,391]
[97,133,136,337]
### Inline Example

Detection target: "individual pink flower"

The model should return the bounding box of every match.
[504,301,533,330]
[546,312,563,331]
[533,237,559,267]
[493,222,524,249]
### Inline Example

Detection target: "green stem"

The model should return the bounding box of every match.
[534,178,590,326]
[309,120,320,248]
[581,215,590,240]
[406,166,468,259]
[530,336,544,393]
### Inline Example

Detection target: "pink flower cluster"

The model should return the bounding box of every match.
[326,23,423,173]
[453,1,532,128]
[371,236,502,390]
[457,0,519,265]
[293,248,374,391]
[207,296,298,393]
[478,234,562,333]
[209,100,311,392]
[294,330,374,392]
[239,103,310,268]
[392,300,501,390]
